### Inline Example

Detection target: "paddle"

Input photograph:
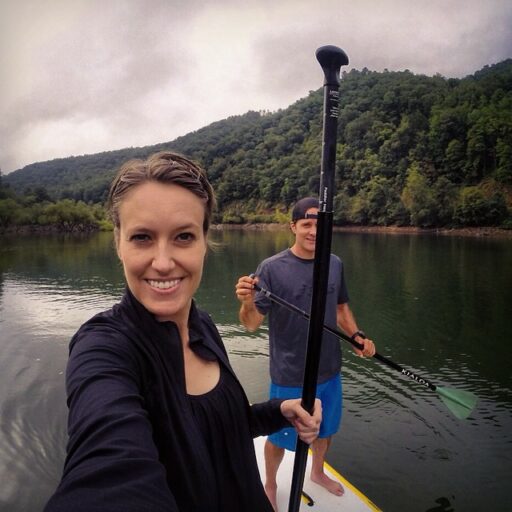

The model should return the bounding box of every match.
[287,45,349,512]
[252,280,478,420]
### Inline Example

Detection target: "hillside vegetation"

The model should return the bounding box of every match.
[2,59,512,231]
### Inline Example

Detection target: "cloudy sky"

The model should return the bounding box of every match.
[1,0,511,174]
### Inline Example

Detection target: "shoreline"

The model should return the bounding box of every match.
[1,224,511,239]
[210,223,512,238]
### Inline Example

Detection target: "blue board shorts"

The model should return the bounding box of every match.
[268,373,342,451]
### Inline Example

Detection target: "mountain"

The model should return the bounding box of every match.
[4,59,512,227]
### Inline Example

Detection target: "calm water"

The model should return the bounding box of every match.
[0,230,511,512]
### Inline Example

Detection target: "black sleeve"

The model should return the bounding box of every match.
[44,329,177,512]
[248,399,290,438]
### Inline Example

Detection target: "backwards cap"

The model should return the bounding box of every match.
[291,197,319,222]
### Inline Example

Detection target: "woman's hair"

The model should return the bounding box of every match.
[107,151,216,233]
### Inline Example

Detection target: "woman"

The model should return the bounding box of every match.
[44,151,321,512]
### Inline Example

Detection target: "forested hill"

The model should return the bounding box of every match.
[4,59,512,228]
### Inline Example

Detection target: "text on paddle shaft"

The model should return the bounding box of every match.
[328,89,339,118]
[402,369,430,387]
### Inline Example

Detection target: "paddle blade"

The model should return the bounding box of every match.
[436,387,478,419]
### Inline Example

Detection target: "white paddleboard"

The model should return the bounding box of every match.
[254,436,381,511]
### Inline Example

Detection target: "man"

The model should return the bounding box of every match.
[235,197,376,511]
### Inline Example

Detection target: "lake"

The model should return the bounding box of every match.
[0,229,511,511]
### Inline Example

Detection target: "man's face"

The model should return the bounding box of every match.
[290,207,318,259]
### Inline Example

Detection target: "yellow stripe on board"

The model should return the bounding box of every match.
[323,460,382,512]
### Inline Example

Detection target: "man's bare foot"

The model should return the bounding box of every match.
[310,471,345,496]
[265,482,278,511]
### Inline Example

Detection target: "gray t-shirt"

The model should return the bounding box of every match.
[254,249,349,387]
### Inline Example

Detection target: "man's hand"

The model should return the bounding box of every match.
[236,275,265,331]
[235,275,258,305]
[353,336,376,358]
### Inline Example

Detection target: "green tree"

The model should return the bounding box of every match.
[0,199,21,228]
[364,176,401,225]
[431,176,458,226]
[496,138,512,183]
[428,106,468,173]
[454,187,508,226]
[333,191,352,225]
[42,200,98,231]
[348,194,369,225]
[401,164,437,227]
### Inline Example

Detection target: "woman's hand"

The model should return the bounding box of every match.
[280,398,322,445]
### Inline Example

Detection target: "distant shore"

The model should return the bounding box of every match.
[1,224,511,239]
[211,223,512,238]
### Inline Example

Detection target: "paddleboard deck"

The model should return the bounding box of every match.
[254,436,381,511]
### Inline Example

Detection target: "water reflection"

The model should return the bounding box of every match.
[0,230,511,512]
[0,376,67,511]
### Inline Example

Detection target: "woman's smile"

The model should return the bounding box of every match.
[146,278,181,291]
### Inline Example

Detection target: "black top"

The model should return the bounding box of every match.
[44,289,288,512]
[189,363,273,511]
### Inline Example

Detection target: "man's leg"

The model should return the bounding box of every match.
[309,376,344,496]
[310,436,344,495]
[265,381,301,510]
[264,438,285,511]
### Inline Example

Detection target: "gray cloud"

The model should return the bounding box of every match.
[1,0,511,173]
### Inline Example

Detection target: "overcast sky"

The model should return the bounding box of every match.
[1,0,511,174]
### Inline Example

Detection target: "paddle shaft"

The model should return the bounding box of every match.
[288,45,348,512]
[253,282,439,393]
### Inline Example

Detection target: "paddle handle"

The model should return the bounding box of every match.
[288,45,348,512]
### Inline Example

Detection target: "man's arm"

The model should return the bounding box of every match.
[236,275,265,332]
[337,302,376,357]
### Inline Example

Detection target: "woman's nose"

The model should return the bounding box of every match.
[152,245,175,273]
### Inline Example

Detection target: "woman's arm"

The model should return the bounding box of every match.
[44,329,178,512]
[249,398,321,445]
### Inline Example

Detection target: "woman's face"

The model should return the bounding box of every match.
[116,181,207,328]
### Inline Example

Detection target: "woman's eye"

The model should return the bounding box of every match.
[177,232,195,242]
[130,233,151,243]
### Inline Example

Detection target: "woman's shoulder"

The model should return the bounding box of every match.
[69,301,143,360]
[193,304,221,339]
[66,305,149,392]
[191,303,229,359]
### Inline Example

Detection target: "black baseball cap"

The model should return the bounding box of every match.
[291,197,319,222]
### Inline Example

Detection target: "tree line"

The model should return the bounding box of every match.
[0,181,108,232]
[3,59,511,231]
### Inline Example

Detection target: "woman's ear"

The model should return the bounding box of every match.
[114,229,122,260]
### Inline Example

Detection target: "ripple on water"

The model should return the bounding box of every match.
[0,365,67,510]
[2,276,123,341]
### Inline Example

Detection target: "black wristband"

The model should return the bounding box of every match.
[350,330,366,341]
